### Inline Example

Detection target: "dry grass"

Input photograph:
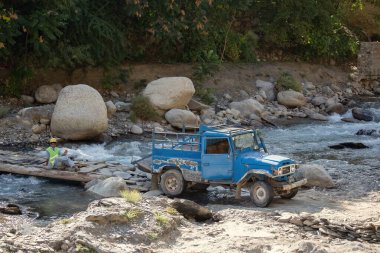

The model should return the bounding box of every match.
[124,208,141,220]
[155,212,169,227]
[120,189,142,204]
[146,232,158,240]
[58,218,75,225]
[165,207,178,215]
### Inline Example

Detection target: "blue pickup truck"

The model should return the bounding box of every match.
[143,124,306,207]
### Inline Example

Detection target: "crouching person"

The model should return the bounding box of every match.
[45,138,76,171]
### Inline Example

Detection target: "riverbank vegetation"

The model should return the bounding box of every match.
[1,0,380,96]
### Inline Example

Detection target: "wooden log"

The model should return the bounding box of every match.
[0,163,105,182]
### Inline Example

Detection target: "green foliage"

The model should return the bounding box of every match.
[0,106,10,118]
[133,79,148,92]
[120,189,142,204]
[101,68,129,90]
[195,85,215,105]
[276,73,302,92]
[130,95,160,122]
[0,66,33,96]
[192,50,221,82]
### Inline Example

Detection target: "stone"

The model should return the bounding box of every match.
[31,124,46,134]
[87,177,128,197]
[356,129,380,137]
[304,81,315,90]
[0,204,22,215]
[110,91,119,98]
[230,98,264,118]
[21,95,34,105]
[17,105,54,125]
[326,103,347,115]
[130,124,143,135]
[105,101,117,118]
[321,86,334,96]
[143,77,195,110]
[329,142,368,149]
[114,101,131,112]
[302,108,328,121]
[254,94,265,103]
[311,96,327,106]
[170,199,213,221]
[256,80,275,101]
[352,107,374,121]
[277,90,306,108]
[165,109,199,129]
[289,217,304,226]
[143,190,164,197]
[187,99,209,112]
[113,171,132,180]
[223,93,232,101]
[278,213,293,223]
[35,85,59,104]
[51,84,108,141]
[294,164,335,188]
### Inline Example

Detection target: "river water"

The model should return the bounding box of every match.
[1,100,379,220]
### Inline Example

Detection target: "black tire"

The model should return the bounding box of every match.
[160,169,186,197]
[250,181,274,207]
[280,188,298,199]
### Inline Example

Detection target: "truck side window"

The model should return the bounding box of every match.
[206,138,230,154]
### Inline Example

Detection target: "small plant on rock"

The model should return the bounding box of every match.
[124,208,141,220]
[155,212,169,227]
[146,232,158,241]
[120,189,142,204]
[59,218,74,225]
[130,95,160,122]
[165,207,178,215]
[276,72,302,92]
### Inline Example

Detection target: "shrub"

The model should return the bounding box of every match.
[0,106,10,118]
[120,189,142,204]
[146,232,158,241]
[130,95,160,122]
[165,207,178,215]
[155,212,169,227]
[195,86,215,105]
[275,73,302,92]
[124,208,141,220]
[192,50,221,82]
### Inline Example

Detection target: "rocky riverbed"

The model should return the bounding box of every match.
[0,62,379,252]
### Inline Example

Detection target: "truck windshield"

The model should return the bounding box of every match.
[233,133,259,151]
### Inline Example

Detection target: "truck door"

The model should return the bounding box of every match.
[202,137,233,180]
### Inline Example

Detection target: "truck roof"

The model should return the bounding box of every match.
[199,124,254,137]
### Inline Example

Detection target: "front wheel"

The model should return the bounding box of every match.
[250,181,274,207]
[280,188,298,199]
[160,169,186,197]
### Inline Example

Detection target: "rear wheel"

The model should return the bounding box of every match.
[160,169,186,197]
[280,188,298,199]
[250,181,274,207]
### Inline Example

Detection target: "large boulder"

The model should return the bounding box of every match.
[35,85,61,104]
[352,107,374,121]
[229,98,264,117]
[17,105,54,125]
[87,177,128,197]
[51,84,108,140]
[256,80,275,101]
[277,90,307,108]
[143,77,195,110]
[326,103,347,115]
[165,109,199,129]
[294,164,335,188]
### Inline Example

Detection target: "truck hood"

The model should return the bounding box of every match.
[241,154,294,167]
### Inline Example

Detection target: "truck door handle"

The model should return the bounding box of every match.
[203,163,210,166]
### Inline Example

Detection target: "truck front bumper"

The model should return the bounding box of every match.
[282,178,307,191]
